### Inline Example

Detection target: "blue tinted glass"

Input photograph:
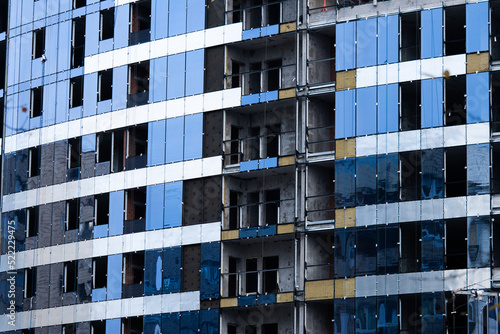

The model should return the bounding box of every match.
[7,35,19,86]
[466,2,489,53]
[180,311,199,333]
[5,94,17,136]
[58,20,71,72]
[335,89,355,139]
[421,293,444,332]
[56,80,69,124]
[377,84,399,133]
[421,221,444,271]
[377,295,398,332]
[356,228,377,276]
[421,78,443,128]
[85,12,99,56]
[185,50,204,96]
[356,18,377,68]
[168,0,187,37]
[107,319,121,333]
[356,155,377,206]
[334,228,355,278]
[45,24,58,75]
[163,313,180,333]
[421,8,443,59]
[151,57,167,103]
[167,53,186,100]
[334,298,355,334]
[107,254,122,300]
[144,315,162,333]
[164,181,183,228]
[467,144,490,195]
[356,296,376,333]
[201,242,220,299]
[187,0,205,33]
[17,91,29,133]
[112,66,128,111]
[468,216,490,268]
[356,86,377,136]
[144,250,163,295]
[377,226,399,274]
[184,113,203,160]
[147,120,166,166]
[335,158,355,208]
[421,148,443,199]
[336,21,356,70]
[152,0,169,40]
[82,134,96,153]
[377,153,398,204]
[146,184,164,231]
[114,4,130,49]
[467,72,489,123]
[200,310,219,334]
[163,247,181,293]
[42,83,56,126]
[166,116,184,163]
[19,33,31,83]
[108,190,124,236]
[83,72,97,117]
[378,15,398,65]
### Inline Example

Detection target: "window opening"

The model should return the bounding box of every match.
[245,258,258,294]
[228,257,238,297]
[262,324,278,334]
[266,59,282,91]
[445,218,467,270]
[73,0,85,9]
[66,199,79,231]
[68,138,81,169]
[71,17,85,68]
[122,317,143,334]
[91,321,105,334]
[445,146,466,197]
[96,132,112,163]
[100,8,114,41]
[30,87,42,118]
[266,123,280,158]
[24,267,36,298]
[248,191,260,228]
[400,11,420,61]
[98,70,113,102]
[70,76,83,108]
[444,5,466,55]
[263,256,279,293]
[124,187,146,233]
[400,81,420,131]
[93,257,108,289]
[125,124,148,170]
[264,189,280,225]
[492,2,500,61]
[128,61,150,107]
[32,28,45,59]
[400,222,421,273]
[229,191,240,229]
[444,75,466,126]
[26,207,38,238]
[28,146,40,178]
[64,261,77,293]
[94,193,109,226]
[399,151,421,201]
[123,252,144,298]
[129,0,151,45]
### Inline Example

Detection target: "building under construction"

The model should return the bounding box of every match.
[0,0,500,332]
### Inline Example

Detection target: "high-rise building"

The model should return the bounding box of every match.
[1,0,500,332]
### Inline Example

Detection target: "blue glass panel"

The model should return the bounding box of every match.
[21,0,33,25]
[144,315,162,334]
[7,35,20,86]
[377,84,399,133]
[239,295,257,306]
[19,33,31,83]
[467,144,490,195]
[258,225,276,236]
[334,228,355,278]
[166,117,184,163]
[85,12,99,56]
[336,21,356,70]
[152,0,169,40]
[5,94,17,137]
[421,148,443,199]
[186,50,204,96]
[356,155,377,206]
[82,134,96,153]
[147,120,166,166]
[144,249,163,295]
[200,310,219,334]
[356,18,377,68]
[421,78,443,128]
[241,93,259,105]
[335,89,355,139]
[164,181,183,228]
[168,0,187,37]
[112,66,128,111]
[151,57,167,103]
[356,228,377,276]
[83,72,98,117]
[167,53,186,100]
[187,0,205,33]
[108,190,124,236]
[201,242,220,299]
[181,311,199,333]
[33,0,46,21]
[377,225,399,274]
[106,319,121,333]
[93,224,108,239]
[260,90,278,102]
[56,80,69,124]
[335,158,355,208]
[468,216,490,268]
[356,296,376,333]
[242,28,260,40]
[257,294,276,304]
[45,24,58,75]
[467,72,489,123]
[240,160,259,171]
[239,227,258,238]
[146,184,164,231]
[42,83,56,126]
[466,3,489,53]
[17,90,29,133]
[58,20,71,73]
[184,113,203,160]
[163,247,181,293]
[356,86,377,136]
[421,8,443,59]
[334,298,355,334]
[421,293,444,332]
[421,221,444,271]
[92,287,106,302]
[97,99,112,114]
[114,4,130,49]
[377,295,398,332]
[162,313,180,334]
[107,254,122,300]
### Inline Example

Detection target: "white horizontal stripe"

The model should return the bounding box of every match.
[0,291,199,331]
[5,88,241,154]
[84,23,243,75]
[0,222,220,272]
[2,156,222,212]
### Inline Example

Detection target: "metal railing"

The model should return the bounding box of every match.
[305,263,335,281]
[307,57,335,86]
[307,125,335,154]
[225,1,284,29]
[306,194,335,224]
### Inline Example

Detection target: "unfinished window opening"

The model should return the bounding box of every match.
[445,146,466,197]
[28,146,40,178]
[0,41,5,90]
[400,222,421,273]
[494,143,500,194]
[98,70,113,102]
[266,124,280,158]
[0,0,6,33]
[73,0,85,9]
[492,72,500,135]
[262,324,278,334]
[266,59,282,92]
[228,257,238,297]
[125,124,148,170]
[71,17,85,68]
[229,191,240,229]
[100,8,114,41]
[248,191,260,228]
[129,0,151,45]
[245,258,258,294]
[68,137,81,169]
[247,126,260,161]
[123,252,144,297]
[128,61,150,107]
[231,61,242,88]
[399,151,421,201]
[70,76,83,108]
[493,2,500,61]
[24,267,36,298]
[32,27,45,59]
[124,187,146,233]
[26,207,38,238]
[94,193,109,226]
[445,75,466,126]
[266,2,280,25]
[265,189,280,225]
[66,199,79,231]
[227,324,238,334]
[30,87,42,118]
[205,46,224,93]
[444,5,465,56]
[62,324,75,334]
[400,294,421,331]
[445,292,467,333]
[181,244,201,292]
[122,316,143,334]
[112,129,125,172]
[263,256,279,294]
[400,81,421,131]
[91,321,105,334]
[400,11,420,61]
[245,326,257,334]
[64,261,77,293]
[229,125,241,164]
[445,218,467,270]
[307,29,336,86]
[248,0,263,29]
[92,257,107,289]
[96,132,112,163]
[249,62,262,95]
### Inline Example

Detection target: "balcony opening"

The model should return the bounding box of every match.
[123,252,144,298]
[26,207,38,238]
[228,257,238,297]
[492,1,500,61]
[70,75,84,108]
[245,258,258,294]
[122,316,143,334]
[445,146,466,197]
[71,17,85,68]
[400,294,421,331]
[266,124,280,157]
[91,321,105,334]
[73,0,85,9]
[400,11,420,62]
[267,3,280,26]
[24,267,36,298]
[205,46,224,93]
[0,41,5,90]
[64,261,77,293]
[128,61,149,107]
[94,193,109,226]
[229,191,240,230]
[264,189,280,225]
[248,191,260,228]
[93,257,107,289]
[124,187,146,233]
[399,151,421,201]
[262,324,278,334]
[126,125,147,170]
[30,86,42,118]
[63,324,75,334]
[66,199,79,231]
[28,146,40,178]
[263,256,278,293]
[98,70,113,102]
[400,222,421,273]
[308,27,336,86]
[400,81,421,131]
[444,5,465,56]
[444,75,466,126]
[129,0,151,45]
[32,27,45,59]
[100,8,114,41]
[445,292,467,333]
[445,218,467,270]
[249,62,262,95]
[181,244,201,292]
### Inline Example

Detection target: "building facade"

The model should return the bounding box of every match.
[0,0,500,333]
